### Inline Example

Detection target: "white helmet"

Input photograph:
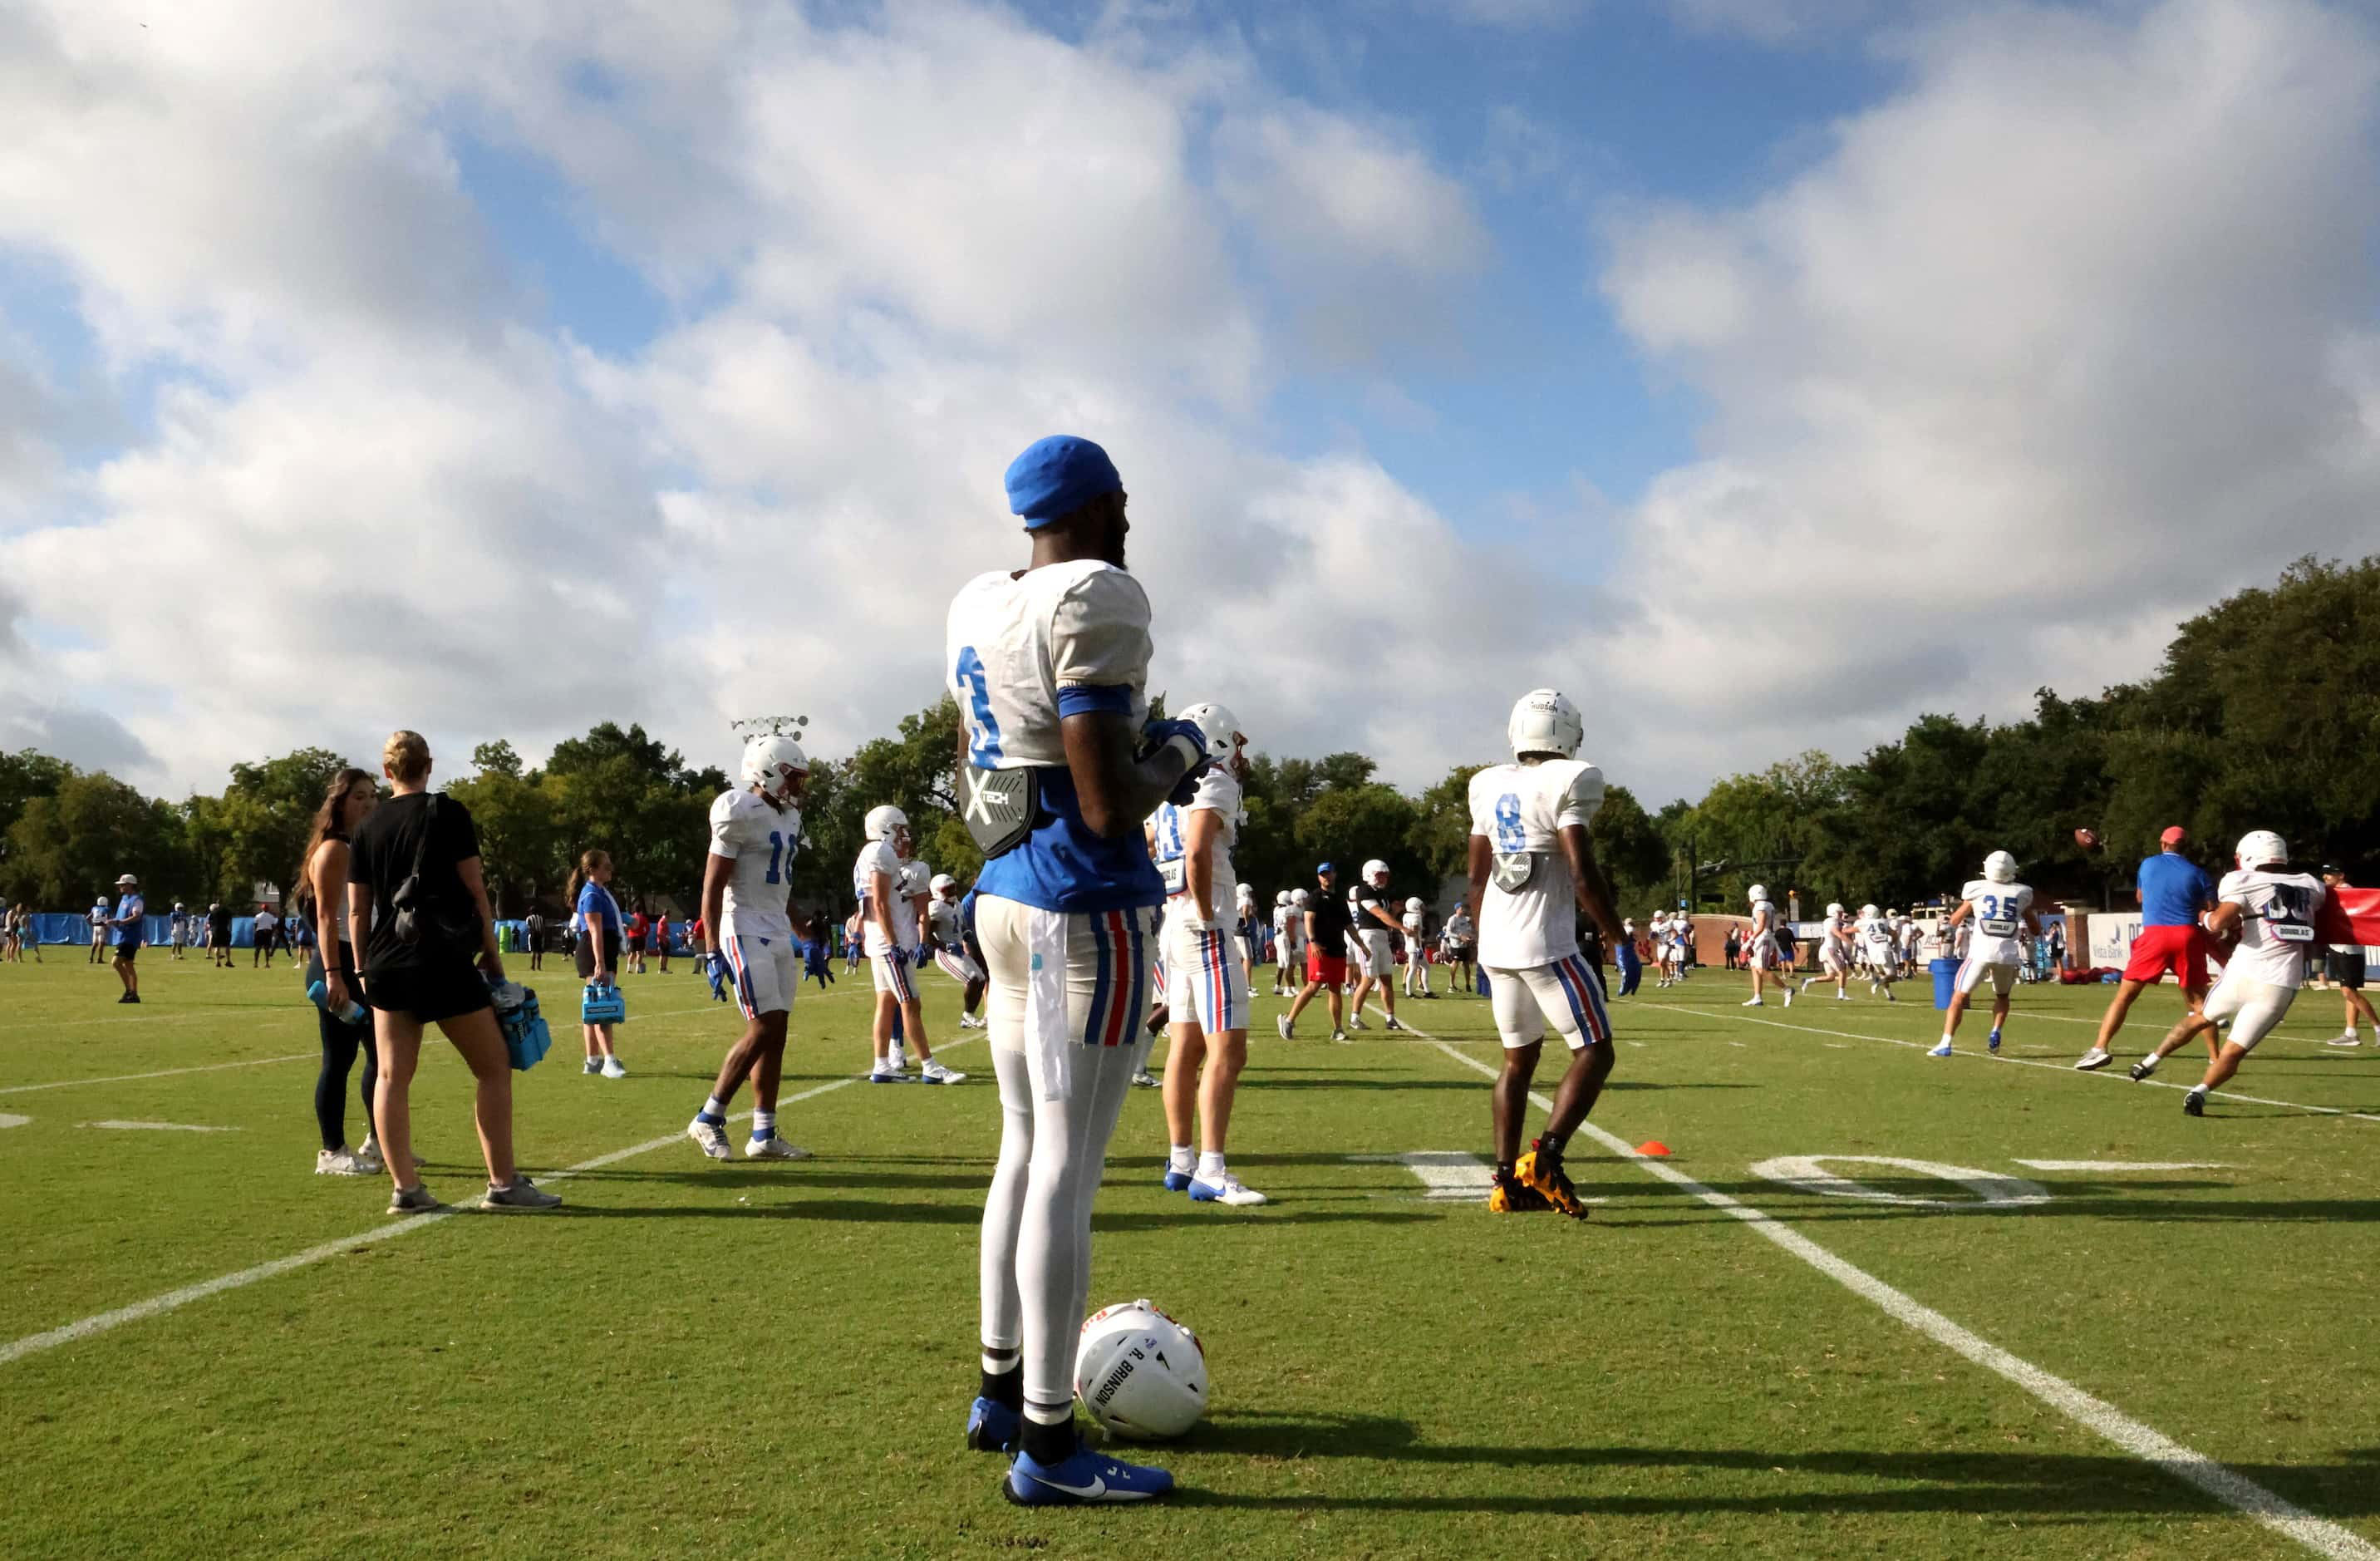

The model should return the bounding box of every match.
[1274,889,1291,907]
[1861,903,1879,918]
[1174,701,1246,761]
[740,732,810,802]
[1362,859,1389,884]
[1405,897,1425,912]
[1236,882,1253,901]
[2235,830,2288,868]
[863,804,909,843]
[930,873,956,897]
[1747,884,1769,904]
[1074,1299,1207,1440]
[1507,687,1584,760]
[1291,888,1309,906]
[1983,850,2018,884]
[1826,902,1843,916]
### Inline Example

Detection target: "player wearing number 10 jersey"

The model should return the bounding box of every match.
[687,734,819,1163]
[1466,688,1624,1219]
[2130,831,2327,1115]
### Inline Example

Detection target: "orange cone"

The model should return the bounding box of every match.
[1636,1140,1671,1157]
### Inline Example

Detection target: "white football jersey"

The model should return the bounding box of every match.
[853,840,917,954]
[926,895,962,945]
[1402,909,1424,937]
[1858,913,1895,953]
[709,789,799,940]
[1272,905,1296,945]
[2215,868,2326,988]
[1959,879,2033,965]
[900,860,932,905]
[947,560,1152,771]
[1824,908,1851,947]
[1468,757,1606,968]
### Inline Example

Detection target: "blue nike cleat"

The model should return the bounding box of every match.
[1988,1027,2002,1053]
[1003,1440,1175,1505]
[1162,1168,1192,1192]
[966,1396,1020,1454]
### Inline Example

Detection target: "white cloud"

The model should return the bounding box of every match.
[1593,0,2380,791]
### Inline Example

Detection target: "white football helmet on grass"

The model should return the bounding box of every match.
[1075,1299,1208,1441]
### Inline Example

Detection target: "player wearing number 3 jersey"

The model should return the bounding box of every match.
[947,435,1212,1505]
[2130,831,2326,1115]
[1466,688,1624,1220]
[686,734,820,1163]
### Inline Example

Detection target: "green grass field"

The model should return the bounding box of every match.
[3,949,2377,1560]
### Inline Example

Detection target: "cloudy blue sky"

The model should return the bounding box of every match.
[2,0,2375,805]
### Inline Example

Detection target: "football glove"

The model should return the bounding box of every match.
[1139,717,1213,801]
[699,951,730,1003]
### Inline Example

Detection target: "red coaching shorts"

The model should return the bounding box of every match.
[1307,948,1348,987]
[2123,923,2210,990]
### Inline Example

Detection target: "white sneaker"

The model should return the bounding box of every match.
[688,1120,733,1160]
[746,1133,812,1160]
[1347,1015,1369,1031]
[583,1058,602,1075]
[1834,991,1849,1002]
[1781,987,1794,1007]
[1188,1170,1267,1207]
[2326,1032,2363,1048]
[1129,1071,1159,1089]
[883,1051,909,1075]
[1800,977,1816,993]
[1883,987,1896,1002]
[868,1062,904,1084]
[1928,1039,1953,1057]
[316,1148,374,1176]
[600,1057,627,1079]
[1276,1014,1294,1041]
[1741,997,1764,1007]
[1330,1029,1350,1044]
[354,1134,420,1171]
[920,1060,966,1085]
[2074,1048,2113,1071]
[958,1015,986,1030]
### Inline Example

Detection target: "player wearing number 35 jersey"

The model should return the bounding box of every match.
[2131,831,2326,1115]
[1465,689,1624,1221]
[947,435,1213,1505]
[1930,851,2037,1056]
[686,734,819,1164]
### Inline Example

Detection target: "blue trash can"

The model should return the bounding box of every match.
[1930,958,1958,1009]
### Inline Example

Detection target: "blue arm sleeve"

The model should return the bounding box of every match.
[1056,683,1133,717]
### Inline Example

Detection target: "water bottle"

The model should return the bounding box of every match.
[307,978,367,1025]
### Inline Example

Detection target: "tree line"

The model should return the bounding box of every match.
[2,555,2370,921]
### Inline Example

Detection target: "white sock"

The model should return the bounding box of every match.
[751,1110,774,1139]
[1169,1144,1194,1173]
[702,1096,727,1120]
[1197,1150,1226,1180]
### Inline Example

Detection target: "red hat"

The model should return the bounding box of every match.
[2159,825,2186,846]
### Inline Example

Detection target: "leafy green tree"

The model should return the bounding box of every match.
[0,748,74,892]
[188,748,358,907]
[6,772,193,908]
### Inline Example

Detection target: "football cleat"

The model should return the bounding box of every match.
[1928,1040,1953,1057]
[1188,1171,1267,1206]
[687,1119,734,1160]
[1162,1166,1193,1193]
[868,1062,907,1084]
[1514,1144,1590,1219]
[2074,1048,2113,1071]
[1488,1174,1551,1214]
[1988,1027,2002,1053]
[2182,1090,2205,1116]
[1002,1440,1175,1505]
[1330,1029,1350,1044]
[1346,1014,1369,1031]
[1383,1017,1404,1032]
[2128,1056,2160,1081]
[966,1396,1020,1454]
[920,1061,966,1085]
[1741,997,1765,1007]
[1276,1015,1294,1041]
[1130,1071,1159,1089]
[745,1133,811,1160]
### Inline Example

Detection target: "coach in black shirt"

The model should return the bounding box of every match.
[1280,862,1356,1043]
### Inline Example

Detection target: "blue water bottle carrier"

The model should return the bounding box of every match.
[582,979,627,1026]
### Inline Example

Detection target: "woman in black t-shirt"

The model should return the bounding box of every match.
[347,731,558,1214]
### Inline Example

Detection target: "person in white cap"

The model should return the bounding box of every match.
[1740,885,1796,1007]
[106,874,146,1003]
[2128,830,2326,1115]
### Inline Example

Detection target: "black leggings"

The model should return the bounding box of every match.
[314,1001,379,1152]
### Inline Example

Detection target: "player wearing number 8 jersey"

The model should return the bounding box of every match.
[947,435,1212,1504]
[2130,831,2326,1115]
[1466,689,1625,1219]
[1929,852,2037,1056]
[686,735,821,1162]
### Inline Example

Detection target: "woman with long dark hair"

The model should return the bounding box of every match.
[348,731,558,1214]
[297,766,385,1176]
[568,849,625,1077]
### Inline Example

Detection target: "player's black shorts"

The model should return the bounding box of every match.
[113,942,140,963]
[2328,949,2367,990]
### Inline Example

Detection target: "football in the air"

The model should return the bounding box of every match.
[2074,827,2099,849]
[1074,1299,1207,1440]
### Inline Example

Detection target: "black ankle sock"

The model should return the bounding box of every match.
[1537,1130,1566,1163]
[981,1364,1022,1410]
[1020,1410,1076,1465]
[1494,1160,1515,1182]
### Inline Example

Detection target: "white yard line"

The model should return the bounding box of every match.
[0,1054,316,1096]
[2013,1160,2231,1172]
[84,1120,240,1132]
[1392,1008,2379,1561]
[0,1037,976,1368]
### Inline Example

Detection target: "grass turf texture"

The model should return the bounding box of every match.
[2,953,2377,1560]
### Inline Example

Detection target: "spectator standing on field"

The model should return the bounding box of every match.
[2074,826,2216,1071]
[253,904,281,968]
[298,766,383,1177]
[2320,864,2378,1047]
[347,729,558,1214]
[208,901,233,966]
[524,908,545,972]
[570,849,627,1077]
